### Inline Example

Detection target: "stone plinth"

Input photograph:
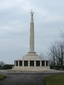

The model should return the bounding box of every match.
[22,52,42,60]
[13,59,50,71]
[13,66,50,72]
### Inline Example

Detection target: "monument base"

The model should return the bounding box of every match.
[13,66,50,72]
[22,55,42,60]
[13,58,50,72]
[26,52,37,56]
[22,52,42,60]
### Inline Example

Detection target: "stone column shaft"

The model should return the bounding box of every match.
[18,61,19,66]
[30,11,34,52]
[40,61,42,66]
[34,61,36,66]
[45,61,46,66]
[22,61,24,66]
[28,61,30,66]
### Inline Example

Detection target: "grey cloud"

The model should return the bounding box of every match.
[0,0,64,64]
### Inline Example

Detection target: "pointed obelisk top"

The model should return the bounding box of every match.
[30,10,34,15]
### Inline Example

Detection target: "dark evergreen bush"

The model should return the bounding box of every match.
[2,64,14,69]
[50,66,64,70]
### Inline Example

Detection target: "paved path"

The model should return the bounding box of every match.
[0,71,64,85]
[0,72,51,85]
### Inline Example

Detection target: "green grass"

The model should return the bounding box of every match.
[0,74,6,80]
[44,74,64,85]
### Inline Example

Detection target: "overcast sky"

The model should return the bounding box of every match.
[0,0,64,64]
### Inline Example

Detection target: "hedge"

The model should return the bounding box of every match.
[50,66,64,70]
[2,64,14,69]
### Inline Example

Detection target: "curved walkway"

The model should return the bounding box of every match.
[0,70,64,85]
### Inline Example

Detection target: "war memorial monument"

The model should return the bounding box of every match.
[13,10,50,71]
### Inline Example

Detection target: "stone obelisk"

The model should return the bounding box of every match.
[13,10,50,72]
[30,10,34,52]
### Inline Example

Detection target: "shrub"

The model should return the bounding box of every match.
[50,65,64,70]
[2,64,14,69]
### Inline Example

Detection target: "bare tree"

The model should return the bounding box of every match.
[47,30,64,66]
[47,41,64,66]
[60,30,64,38]
[0,61,5,67]
[60,42,64,65]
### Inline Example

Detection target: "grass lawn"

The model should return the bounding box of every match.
[0,74,6,80]
[44,74,64,85]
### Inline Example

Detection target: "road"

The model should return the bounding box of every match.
[0,71,64,85]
